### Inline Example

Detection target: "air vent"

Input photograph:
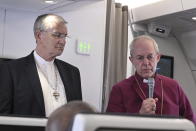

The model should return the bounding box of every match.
[147,22,171,37]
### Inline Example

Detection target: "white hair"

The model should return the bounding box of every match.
[129,35,159,56]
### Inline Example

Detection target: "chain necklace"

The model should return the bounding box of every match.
[37,63,60,101]
[51,67,60,101]
[134,76,164,115]
[134,76,146,100]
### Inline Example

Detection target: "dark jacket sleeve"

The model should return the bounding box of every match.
[106,85,126,112]
[55,59,82,101]
[178,84,196,124]
[74,67,82,100]
[0,62,13,114]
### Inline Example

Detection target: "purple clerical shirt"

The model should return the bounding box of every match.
[107,73,196,124]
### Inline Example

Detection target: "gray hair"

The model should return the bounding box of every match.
[129,35,159,56]
[46,101,96,131]
[33,14,67,36]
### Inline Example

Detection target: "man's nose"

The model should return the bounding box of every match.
[143,57,150,64]
[59,38,66,44]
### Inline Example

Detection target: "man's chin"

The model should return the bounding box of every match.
[141,73,154,78]
[51,52,63,58]
[56,50,63,55]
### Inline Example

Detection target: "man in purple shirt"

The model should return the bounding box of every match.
[107,35,196,124]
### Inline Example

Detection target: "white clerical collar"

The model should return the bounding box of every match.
[33,51,54,67]
[143,79,148,83]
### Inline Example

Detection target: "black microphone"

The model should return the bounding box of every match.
[148,78,155,98]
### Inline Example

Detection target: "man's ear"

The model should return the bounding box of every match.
[156,53,161,62]
[35,31,42,41]
[129,56,134,64]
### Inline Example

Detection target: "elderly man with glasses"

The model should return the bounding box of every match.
[107,35,196,124]
[0,14,82,117]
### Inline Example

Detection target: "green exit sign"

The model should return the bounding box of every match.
[76,40,91,55]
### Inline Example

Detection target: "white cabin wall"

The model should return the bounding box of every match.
[3,9,38,58]
[0,8,5,56]
[57,1,106,111]
[149,34,196,110]
[178,31,196,70]
[1,1,107,111]
[177,31,196,111]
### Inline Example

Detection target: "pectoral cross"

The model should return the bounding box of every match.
[53,91,60,101]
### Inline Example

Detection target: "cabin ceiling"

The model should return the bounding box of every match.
[134,8,196,36]
[1,0,196,35]
[0,0,102,12]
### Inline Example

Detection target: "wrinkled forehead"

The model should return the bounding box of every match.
[133,39,156,55]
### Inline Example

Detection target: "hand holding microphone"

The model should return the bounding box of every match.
[139,78,158,114]
[139,98,158,114]
[148,78,155,98]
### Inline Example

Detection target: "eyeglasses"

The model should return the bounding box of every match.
[133,54,157,62]
[44,31,69,39]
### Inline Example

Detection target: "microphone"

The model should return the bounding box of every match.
[148,78,155,98]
